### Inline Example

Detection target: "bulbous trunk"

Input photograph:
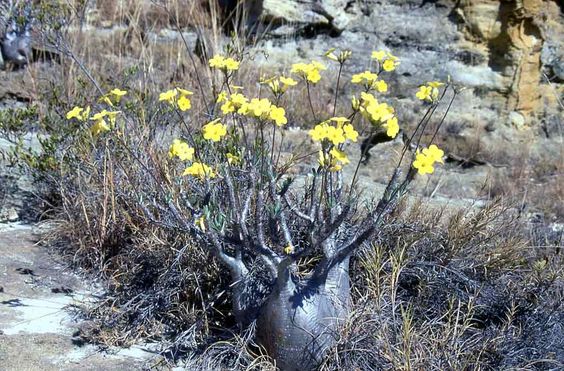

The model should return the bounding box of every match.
[256,258,351,370]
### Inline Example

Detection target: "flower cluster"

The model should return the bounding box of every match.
[358,92,399,138]
[209,55,240,72]
[260,75,298,96]
[218,92,288,126]
[309,117,358,145]
[291,61,327,84]
[168,139,194,161]
[168,138,215,180]
[412,144,444,175]
[99,88,127,106]
[90,110,120,136]
[66,105,120,136]
[351,71,388,92]
[309,117,359,171]
[159,88,193,111]
[324,48,352,64]
[66,106,90,122]
[202,119,228,142]
[371,50,400,72]
[416,81,444,102]
[183,162,216,179]
[318,148,350,172]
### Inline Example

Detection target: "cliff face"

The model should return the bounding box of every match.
[455,0,557,116]
[247,0,562,125]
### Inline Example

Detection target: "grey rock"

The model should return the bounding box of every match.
[0,207,18,223]
[0,1,33,69]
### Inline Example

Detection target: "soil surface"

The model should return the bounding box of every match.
[0,222,163,371]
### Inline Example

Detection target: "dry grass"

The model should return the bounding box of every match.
[320,199,563,370]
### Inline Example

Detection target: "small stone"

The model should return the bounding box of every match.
[509,111,526,129]
[0,207,19,223]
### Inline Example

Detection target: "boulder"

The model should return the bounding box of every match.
[233,0,357,36]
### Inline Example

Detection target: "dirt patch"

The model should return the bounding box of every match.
[0,223,163,371]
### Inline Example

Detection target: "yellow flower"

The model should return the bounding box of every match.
[183,162,216,179]
[343,124,358,142]
[227,153,240,165]
[382,52,400,72]
[231,93,248,108]
[309,123,329,142]
[280,76,297,87]
[416,85,431,101]
[221,93,248,115]
[168,139,194,161]
[325,126,346,146]
[415,84,439,102]
[245,98,272,118]
[365,102,394,123]
[177,95,192,111]
[413,150,435,175]
[361,92,378,106]
[412,145,444,175]
[159,89,178,103]
[291,61,325,84]
[66,106,84,120]
[109,88,127,103]
[90,120,110,136]
[209,55,226,68]
[375,80,388,93]
[372,50,400,71]
[330,147,350,165]
[330,117,350,125]
[105,110,120,125]
[382,59,396,72]
[223,57,240,71]
[318,150,342,172]
[428,81,444,88]
[325,48,339,62]
[209,55,239,71]
[270,106,287,126]
[195,215,206,232]
[351,96,360,111]
[177,88,193,111]
[351,71,378,85]
[284,245,295,254]
[159,88,193,110]
[99,95,114,106]
[217,91,228,103]
[89,110,117,136]
[423,144,444,163]
[81,106,91,121]
[90,110,120,125]
[202,119,227,142]
[99,88,127,106]
[371,50,387,61]
[383,116,399,138]
[221,101,235,114]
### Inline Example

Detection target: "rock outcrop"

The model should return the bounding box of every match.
[453,0,556,116]
[257,0,355,35]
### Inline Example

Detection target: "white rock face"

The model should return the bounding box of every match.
[251,0,356,34]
